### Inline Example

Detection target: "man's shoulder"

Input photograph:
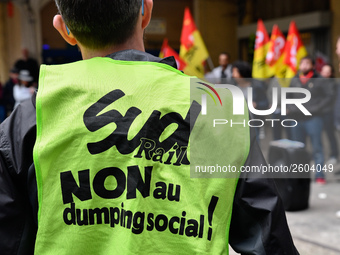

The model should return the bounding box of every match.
[0,97,36,182]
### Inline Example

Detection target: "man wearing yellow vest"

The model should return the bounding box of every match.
[0,1,299,254]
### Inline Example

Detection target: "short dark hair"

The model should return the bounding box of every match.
[232,61,252,78]
[300,56,315,66]
[55,0,142,49]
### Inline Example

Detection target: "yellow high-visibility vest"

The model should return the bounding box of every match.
[34,57,250,254]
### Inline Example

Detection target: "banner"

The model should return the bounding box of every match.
[283,21,308,78]
[252,19,273,78]
[159,38,187,71]
[179,7,209,78]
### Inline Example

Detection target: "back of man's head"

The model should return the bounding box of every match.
[54,0,141,50]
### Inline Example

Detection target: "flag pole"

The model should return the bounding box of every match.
[207,56,215,71]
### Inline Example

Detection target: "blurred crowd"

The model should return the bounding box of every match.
[205,52,340,184]
[0,48,38,122]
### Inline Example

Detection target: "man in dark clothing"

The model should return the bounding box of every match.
[3,67,18,115]
[288,56,333,184]
[14,48,40,85]
[0,0,298,254]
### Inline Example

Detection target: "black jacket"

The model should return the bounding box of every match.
[288,71,333,120]
[0,50,299,255]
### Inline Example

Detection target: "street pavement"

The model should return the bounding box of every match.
[229,126,340,255]
[286,181,340,255]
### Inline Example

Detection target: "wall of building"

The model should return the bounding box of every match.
[3,0,340,83]
[0,3,22,84]
[195,0,238,68]
[40,1,66,49]
[331,0,340,76]
[5,4,22,70]
[0,4,7,84]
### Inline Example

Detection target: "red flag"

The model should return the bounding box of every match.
[179,7,209,77]
[252,19,273,78]
[283,21,308,77]
[180,8,197,50]
[266,25,286,67]
[266,25,287,79]
[159,39,187,71]
[255,19,270,50]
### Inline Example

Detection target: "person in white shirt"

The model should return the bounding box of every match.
[13,70,35,108]
[205,52,232,84]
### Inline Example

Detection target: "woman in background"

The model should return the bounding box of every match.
[320,64,338,165]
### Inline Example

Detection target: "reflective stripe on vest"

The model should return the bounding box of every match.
[33,57,250,255]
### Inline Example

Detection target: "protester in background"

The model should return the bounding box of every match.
[3,67,18,116]
[288,56,333,184]
[13,70,35,108]
[334,37,340,130]
[232,60,269,139]
[335,37,340,72]
[14,48,40,86]
[205,52,232,83]
[320,64,338,165]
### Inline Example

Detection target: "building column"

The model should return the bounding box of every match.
[331,0,340,76]
[193,0,238,67]
[17,3,39,60]
[0,3,8,84]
